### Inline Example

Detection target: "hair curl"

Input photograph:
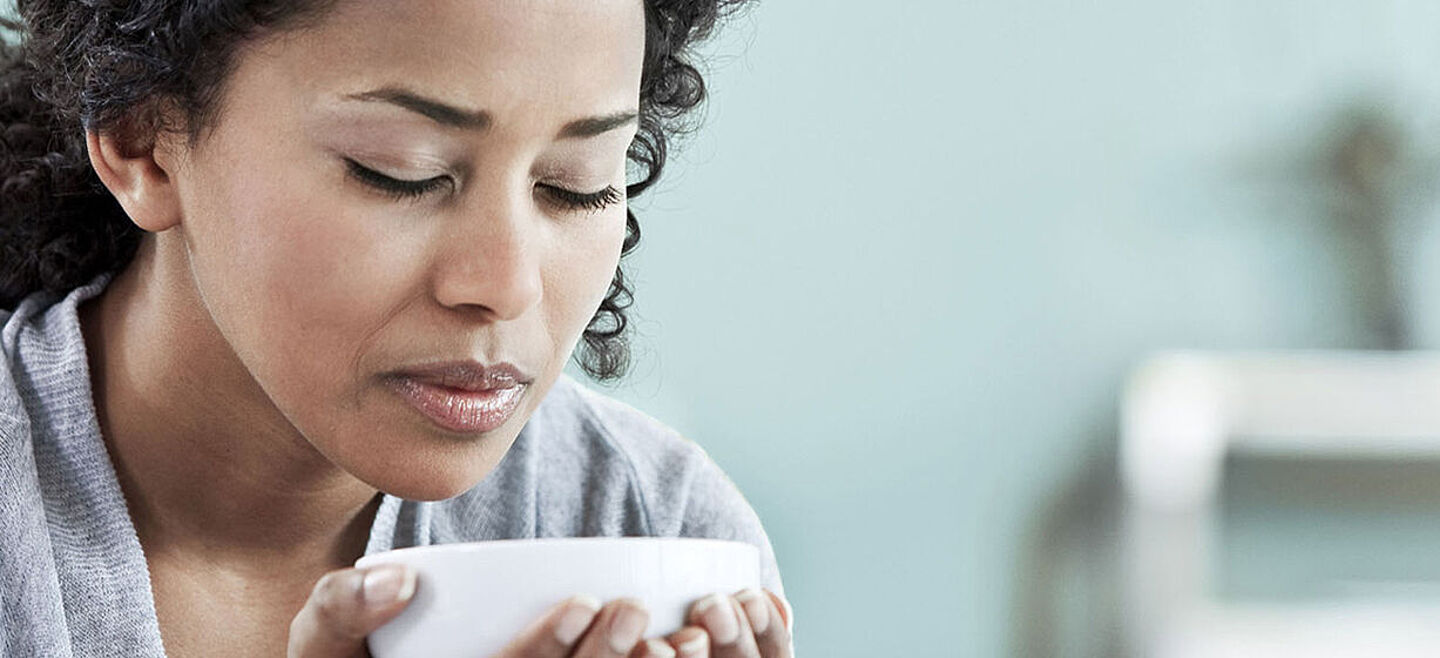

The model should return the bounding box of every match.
[0,0,748,381]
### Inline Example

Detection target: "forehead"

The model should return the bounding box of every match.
[246,0,646,125]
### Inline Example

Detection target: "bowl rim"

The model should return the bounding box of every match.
[355,536,758,568]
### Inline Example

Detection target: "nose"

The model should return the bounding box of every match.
[429,188,544,322]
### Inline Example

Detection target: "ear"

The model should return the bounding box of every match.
[85,123,185,233]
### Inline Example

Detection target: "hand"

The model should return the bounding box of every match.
[652,588,794,658]
[284,564,638,658]
[286,563,793,658]
[287,564,419,658]
[498,588,794,658]
[285,564,644,658]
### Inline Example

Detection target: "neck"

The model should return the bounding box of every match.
[81,233,382,575]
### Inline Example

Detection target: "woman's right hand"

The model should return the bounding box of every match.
[286,564,682,658]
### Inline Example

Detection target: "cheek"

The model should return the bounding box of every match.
[185,165,425,403]
[547,209,628,341]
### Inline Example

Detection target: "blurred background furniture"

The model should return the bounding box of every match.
[1121,351,1440,657]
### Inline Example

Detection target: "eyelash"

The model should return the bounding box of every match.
[542,184,625,213]
[343,158,624,213]
[344,158,449,200]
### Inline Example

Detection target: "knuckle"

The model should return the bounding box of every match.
[310,570,349,601]
[308,572,365,638]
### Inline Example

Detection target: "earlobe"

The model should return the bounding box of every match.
[84,128,183,233]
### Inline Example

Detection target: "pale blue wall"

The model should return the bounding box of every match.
[593,1,1440,655]
[9,0,1440,655]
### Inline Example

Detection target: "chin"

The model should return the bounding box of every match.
[381,479,476,502]
[363,465,488,502]
[340,429,516,502]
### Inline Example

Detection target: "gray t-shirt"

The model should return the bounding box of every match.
[0,274,783,657]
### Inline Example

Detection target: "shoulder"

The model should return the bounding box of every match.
[0,273,115,487]
[0,325,30,491]
[0,307,20,433]
[0,290,49,442]
[0,274,110,431]
[531,375,733,533]
[526,375,786,594]
[515,374,710,532]
[538,374,712,497]
[0,280,99,577]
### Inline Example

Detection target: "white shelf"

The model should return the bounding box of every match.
[1122,351,1440,657]
[1156,603,1440,658]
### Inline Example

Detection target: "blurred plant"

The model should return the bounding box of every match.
[1242,97,1440,350]
[1324,104,1409,349]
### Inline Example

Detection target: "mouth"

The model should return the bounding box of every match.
[384,361,532,433]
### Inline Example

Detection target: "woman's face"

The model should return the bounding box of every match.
[165,0,644,500]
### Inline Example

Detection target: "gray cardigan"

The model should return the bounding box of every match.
[0,274,783,657]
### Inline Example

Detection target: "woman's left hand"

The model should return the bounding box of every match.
[632,588,793,658]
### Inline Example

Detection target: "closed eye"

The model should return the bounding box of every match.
[344,157,622,213]
[539,183,624,213]
[344,158,451,201]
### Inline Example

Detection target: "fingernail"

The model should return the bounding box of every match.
[553,595,601,645]
[361,565,415,607]
[694,593,739,645]
[644,638,677,657]
[735,589,770,634]
[677,633,709,657]
[608,603,648,653]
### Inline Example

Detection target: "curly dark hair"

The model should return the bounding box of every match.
[0,0,747,381]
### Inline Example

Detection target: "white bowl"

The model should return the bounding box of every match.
[355,537,760,658]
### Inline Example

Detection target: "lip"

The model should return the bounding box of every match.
[385,361,532,433]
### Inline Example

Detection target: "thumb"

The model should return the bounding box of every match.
[287,565,417,658]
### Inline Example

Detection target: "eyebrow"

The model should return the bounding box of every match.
[344,86,639,139]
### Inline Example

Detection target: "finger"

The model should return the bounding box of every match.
[494,594,603,658]
[763,590,793,634]
[626,637,678,658]
[663,626,710,658]
[287,565,416,658]
[737,589,792,658]
[687,594,761,658]
[570,597,650,657]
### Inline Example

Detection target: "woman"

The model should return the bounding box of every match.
[0,1,792,657]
